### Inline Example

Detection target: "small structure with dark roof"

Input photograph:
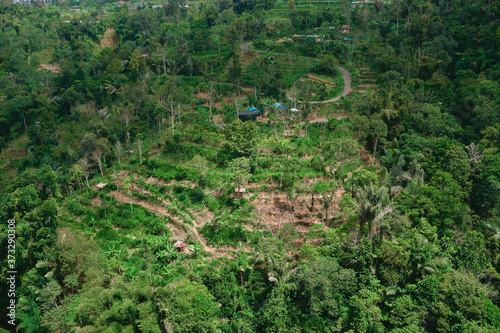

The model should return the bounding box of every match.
[238,107,260,121]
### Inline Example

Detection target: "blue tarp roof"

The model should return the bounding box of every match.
[273,103,288,108]
[247,107,260,112]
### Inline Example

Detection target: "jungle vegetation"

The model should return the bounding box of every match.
[1,0,500,332]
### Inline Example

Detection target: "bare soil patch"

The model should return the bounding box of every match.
[101,27,120,48]
[1,148,28,160]
[276,37,293,43]
[360,148,376,166]
[302,74,335,86]
[251,189,343,236]
[38,64,60,73]
[196,89,250,111]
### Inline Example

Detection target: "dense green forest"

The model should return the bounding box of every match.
[1,0,500,331]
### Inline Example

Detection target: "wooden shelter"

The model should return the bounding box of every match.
[173,241,186,252]
[238,107,260,121]
[234,186,246,198]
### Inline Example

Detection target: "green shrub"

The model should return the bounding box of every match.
[96,228,120,241]
[201,221,248,247]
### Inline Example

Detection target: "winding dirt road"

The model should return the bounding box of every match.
[107,190,217,255]
[240,42,352,103]
[307,66,351,104]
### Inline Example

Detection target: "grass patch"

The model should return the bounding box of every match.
[237,49,320,87]
[33,48,54,65]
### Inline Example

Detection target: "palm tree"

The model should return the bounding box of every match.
[381,149,424,200]
[484,219,500,240]
[465,143,484,171]
[405,161,424,196]
[105,244,127,274]
[156,241,178,263]
[251,241,297,286]
[321,187,335,224]
[355,184,394,240]
[157,31,168,75]
[481,123,500,154]
[409,234,450,280]
[373,0,384,14]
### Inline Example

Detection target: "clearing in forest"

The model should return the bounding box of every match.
[101,27,120,48]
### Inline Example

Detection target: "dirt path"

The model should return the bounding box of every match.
[190,218,217,255]
[241,42,253,50]
[240,42,352,104]
[107,190,218,256]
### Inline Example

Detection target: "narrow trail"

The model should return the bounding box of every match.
[240,42,352,103]
[107,190,217,256]
[191,219,216,255]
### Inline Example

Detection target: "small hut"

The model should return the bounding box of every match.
[173,241,186,252]
[96,183,108,190]
[341,25,351,33]
[234,186,246,198]
[238,107,260,121]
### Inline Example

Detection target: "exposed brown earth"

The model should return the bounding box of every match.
[101,27,120,48]
[301,74,335,86]
[1,147,28,160]
[38,64,60,73]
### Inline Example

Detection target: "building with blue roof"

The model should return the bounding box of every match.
[238,107,260,121]
[273,103,289,109]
